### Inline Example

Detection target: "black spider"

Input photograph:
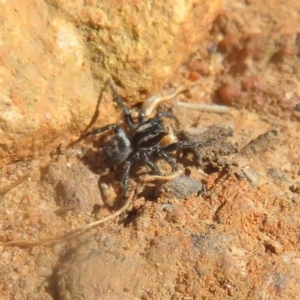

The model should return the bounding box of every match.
[84,80,204,199]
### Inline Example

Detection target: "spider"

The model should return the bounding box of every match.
[84,79,205,199]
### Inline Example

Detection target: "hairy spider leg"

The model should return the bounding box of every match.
[138,110,146,124]
[155,111,176,119]
[109,79,136,131]
[121,150,163,198]
[155,110,181,126]
[83,124,125,137]
[121,160,133,198]
[154,140,208,171]
[159,151,178,171]
[178,140,211,148]
[163,140,207,151]
[138,109,175,124]
[138,109,177,125]
[140,152,163,175]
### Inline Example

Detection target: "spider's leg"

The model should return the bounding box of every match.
[158,150,178,171]
[141,152,162,175]
[138,109,146,124]
[109,79,136,131]
[157,140,204,170]
[121,159,134,198]
[163,140,205,150]
[155,111,175,119]
[177,140,206,148]
[154,111,180,126]
[83,124,124,137]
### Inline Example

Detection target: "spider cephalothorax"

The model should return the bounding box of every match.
[84,80,203,198]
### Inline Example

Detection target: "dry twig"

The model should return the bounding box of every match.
[142,85,192,116]
[140,170,183,183]
[176,102,231,114]
[0,174,30,199]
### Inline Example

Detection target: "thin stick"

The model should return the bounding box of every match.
[0,174,30,199]
[3,190,135,247]
[142,81,232,116]
[142,86,191,117]
[176,102,232,114]
[140,170,183,183]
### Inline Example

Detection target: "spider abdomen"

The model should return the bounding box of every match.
[102,134,132,165]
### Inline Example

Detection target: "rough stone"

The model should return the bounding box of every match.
[56,235,157,300]
[155,174,203,199]
[42,160,103,213]
[0,0,221,165]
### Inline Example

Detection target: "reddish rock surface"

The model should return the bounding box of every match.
[0,0,221,165]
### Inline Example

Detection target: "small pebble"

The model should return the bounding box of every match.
[217,83,241,106]
[295,103,300,112]
[36,267,53,277]
[236,166,259,187]
[167,207,186,225]
[290,182,300,194]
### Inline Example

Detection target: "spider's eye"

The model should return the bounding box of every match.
[149,123,161,134]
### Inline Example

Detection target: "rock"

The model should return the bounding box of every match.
[54,0,222,99]
[290,182,300,194]
[0,1,98,165]
[155,174,204,199]
[42,160,102,213]
[267,167,289,183]
[56,235,157,300]
[240,129,279,156]
[236,165,260,187]
[0,0,221,165]
[179,124,238,171]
